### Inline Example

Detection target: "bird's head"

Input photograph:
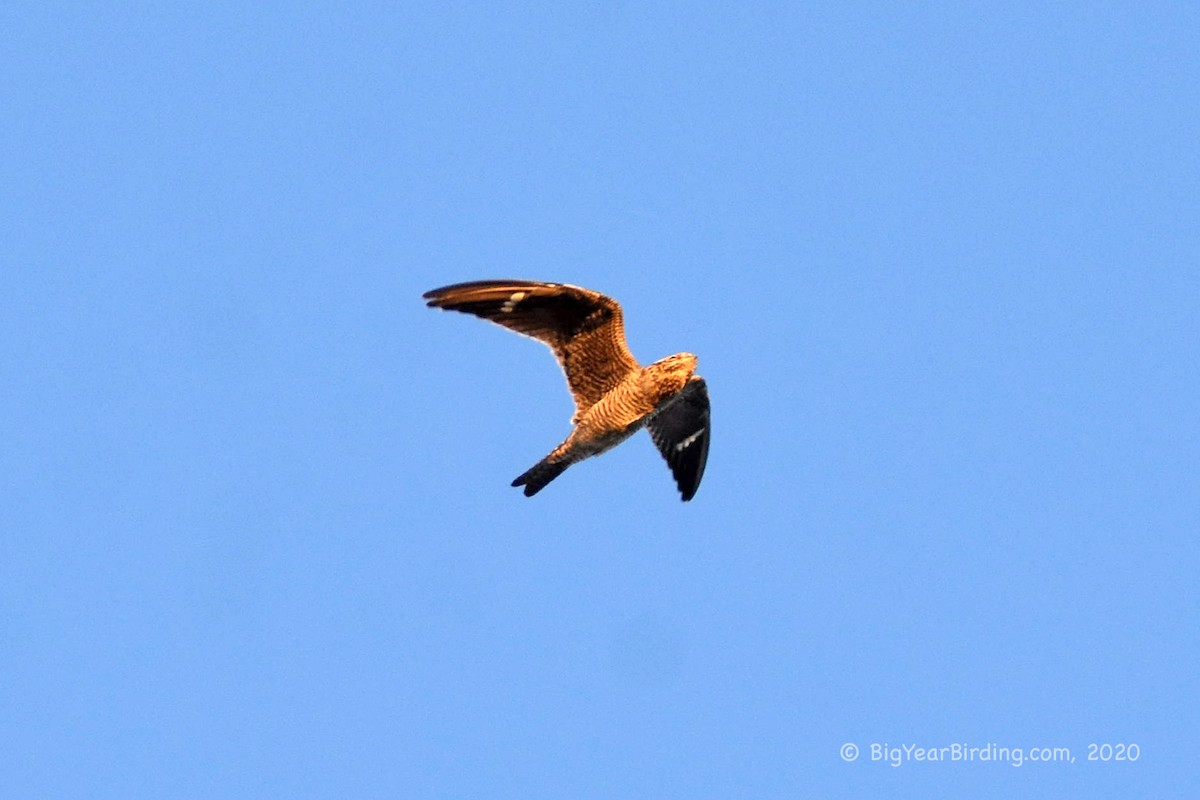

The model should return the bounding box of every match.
[649,352,699,396]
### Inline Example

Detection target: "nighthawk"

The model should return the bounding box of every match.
[423,280,710,501]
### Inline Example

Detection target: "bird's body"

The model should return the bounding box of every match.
[423,280,710,501]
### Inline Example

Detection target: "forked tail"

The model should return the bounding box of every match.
[511,457,568,497]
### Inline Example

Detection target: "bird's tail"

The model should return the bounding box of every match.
[511,457,568,497]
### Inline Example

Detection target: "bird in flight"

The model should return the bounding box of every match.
[423,280,710,501]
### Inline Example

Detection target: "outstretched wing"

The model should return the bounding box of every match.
[646,377,710,501]
[423,280,640,415]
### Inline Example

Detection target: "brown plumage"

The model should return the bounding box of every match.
[423,280,710,500]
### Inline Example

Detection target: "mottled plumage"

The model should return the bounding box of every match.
[423,280,710,500]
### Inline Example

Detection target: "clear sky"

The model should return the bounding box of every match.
[3,2,1197,797]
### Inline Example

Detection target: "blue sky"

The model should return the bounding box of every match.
[3,2,1197,797]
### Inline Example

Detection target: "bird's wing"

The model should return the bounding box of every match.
[646,377,710,501]
[423,280,640,415]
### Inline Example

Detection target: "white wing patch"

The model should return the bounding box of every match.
[500,291,527,313]
[674,428,705,452]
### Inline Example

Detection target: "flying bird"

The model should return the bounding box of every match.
[423,280,710,500]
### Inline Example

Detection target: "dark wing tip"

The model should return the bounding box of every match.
[673,469,704,501]
[646,377,710,502]
[423,280,557,306]
[675,430,709,501]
